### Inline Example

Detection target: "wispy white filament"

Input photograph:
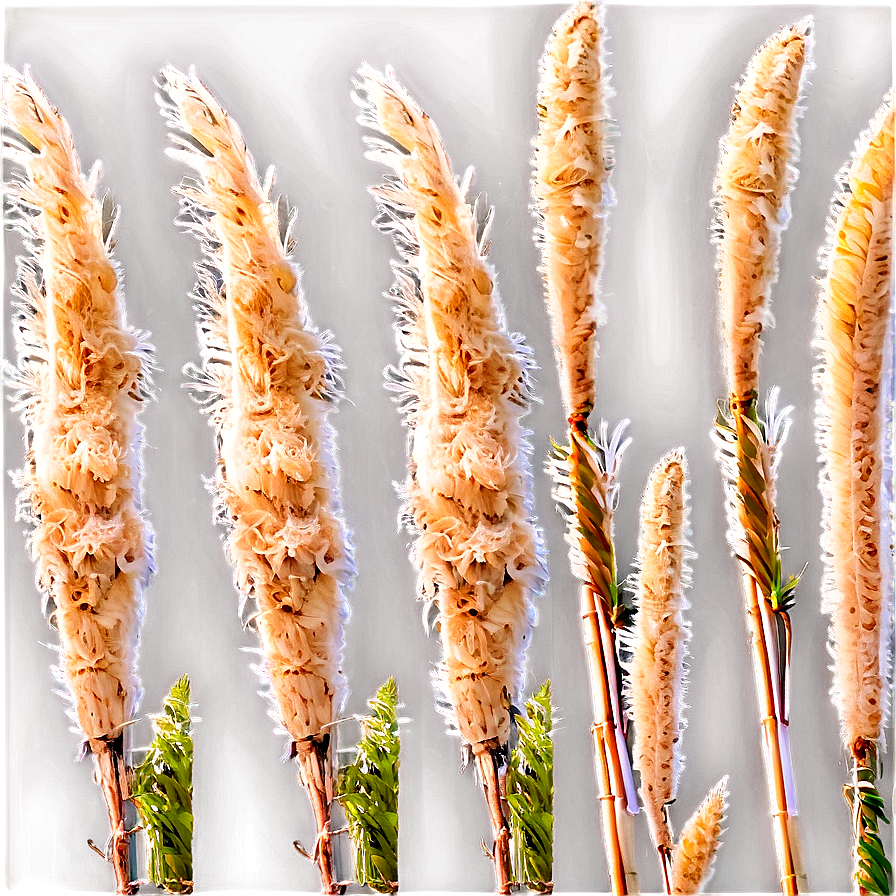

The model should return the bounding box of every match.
[533,0,615,418]
[4,67,154,748]
[715,19,813,403]
[815,94,894,752]
[356,64,545,747]
[159,66,354,745]
[628,450,692,852]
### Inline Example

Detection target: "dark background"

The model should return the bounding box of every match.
[4,4,892,892]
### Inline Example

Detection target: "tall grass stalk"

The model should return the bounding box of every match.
[534,5,638,891]
[159,67,354,893]
[4,67,155,895]
[356,64,545,894]
[815,95,894,895]
[712,20,813,894]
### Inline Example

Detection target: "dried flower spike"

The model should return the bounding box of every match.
[3,66,154,895]
[356,63,545,895]
[816,94,894,896]
[671,777,729,895]
[628,450,691,878]
[715,19,812,406]
[158,66,353,894]
[533,0,614,420]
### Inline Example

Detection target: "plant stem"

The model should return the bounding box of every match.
[659,845,673,896]
[473,741,512,896]
[742,573,805,895]
[92,736,136,895]
[296,738,344,895]
[582,584,639,895]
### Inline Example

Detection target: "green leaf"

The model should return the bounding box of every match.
[336,678,400,894]
[507,680,554,892]
[132,675,194,894]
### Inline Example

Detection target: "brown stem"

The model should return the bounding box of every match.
[582,584,638,895]
[296,737,344,896]
[473,742,512,896]
[659,845,673,896]
[743,573,805,895]
[92,737,136,895]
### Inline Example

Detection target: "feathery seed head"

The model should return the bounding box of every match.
[671,776,729,895]
[815,93,894,751]
[715,19,813,404]
[4,67,154,746]
[357,64,545,747]
[628,449,692,851]
[533,2,614,419]
[160,66,353,744]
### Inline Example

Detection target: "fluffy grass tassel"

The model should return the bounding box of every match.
[356,64,545,895]
[535,5,638,893]
[712,20,813,895]
[3,66,155,895]
[158,67,354,894]
[815,94,894,896]
[670,777,729,895]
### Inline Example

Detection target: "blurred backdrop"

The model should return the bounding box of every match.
[3,3,892,892]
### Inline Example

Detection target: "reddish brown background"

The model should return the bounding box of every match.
[2,3,893,893]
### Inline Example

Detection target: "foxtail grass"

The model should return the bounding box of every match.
[534,5,639,892]
[712,20,813,895]
[356,64,545,894]
[4,66,154,895]
[158,67,354,894]
[815,94,894,895]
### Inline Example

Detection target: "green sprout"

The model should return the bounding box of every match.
[131,675,194,894]
[337,677,400,893]
[507,680,554,894]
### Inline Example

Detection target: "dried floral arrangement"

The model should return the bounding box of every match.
[4,3,893,893]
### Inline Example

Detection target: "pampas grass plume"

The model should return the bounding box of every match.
[356,64,545,748]
[715,19,813,403]
[533,0,613,419]
[816,93,894,753]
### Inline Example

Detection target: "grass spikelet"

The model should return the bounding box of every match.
[3,66,154,894]
[714,19,813,405]
[158,66,353,893]
[131,676,194,894]
[816,93,894,753]
[815,94,894,896]
[533,0,614,419]
[336,678,400,895]
[628,450,691,856]
[670,777,729,895]
[355,63,545,895]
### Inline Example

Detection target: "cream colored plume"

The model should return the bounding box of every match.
[533,1,613,419]
[715,19,813,404]
[158,66,353,745]
[671,777,729,895]
[627,449,692,853]
[356,64,545,747]
[4,66,154,750]
[816,93,894,752]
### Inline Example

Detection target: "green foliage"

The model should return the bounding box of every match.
[714,400,802,615]
[846,747,892,894]
[131,676,194,894]
[549,423,631,624]
[507,681,554,894]
[337,678,400,894]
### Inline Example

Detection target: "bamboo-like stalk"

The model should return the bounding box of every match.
[355,65,545,894]
[3,67,154,895]
[158,67,354,894]
[534,5,638,892]
[712,19,813,895]
[815,95,894,895]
